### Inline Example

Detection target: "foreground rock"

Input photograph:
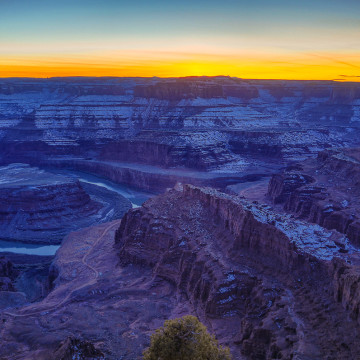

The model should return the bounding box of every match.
[268,148,360,246]
[0,220,191,359]
[0,164,131,244]
[1,185,360,359]
[116,184,360,359]
[53,337,105,360]
[0,254,53,311]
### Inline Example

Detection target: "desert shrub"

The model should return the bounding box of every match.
[143,315,232,360]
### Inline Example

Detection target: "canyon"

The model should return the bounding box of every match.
[0,77,360,359]
[0,163,132,245]
[0,185,360,359]
[0,77,359,193]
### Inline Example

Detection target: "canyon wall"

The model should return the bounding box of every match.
[268,148,360,246]
[45,159,205,192]
[2,184,360,359]
[115,184,360,359]
[100,135,232,170]
[0,77,359,171]
[0,257,17,292]
[43,158,263,193]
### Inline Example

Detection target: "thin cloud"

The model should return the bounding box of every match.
[310,53,360,69]
[339,74,360,77]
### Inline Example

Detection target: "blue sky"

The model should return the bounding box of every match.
[0,0,359,79]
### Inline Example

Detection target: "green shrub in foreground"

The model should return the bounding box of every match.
[143,315,232,360]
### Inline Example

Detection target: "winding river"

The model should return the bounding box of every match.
[0,171,152,256]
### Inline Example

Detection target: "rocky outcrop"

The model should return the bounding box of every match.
[0,257,18,291]
[115,184,360,359]
[317,148,360,184]
[100,133,233,170]
[0,256,46,311]
[0,164,131,244]
[1,186,360,359]
[262,171,315,204]
[332,256,360,322]
[53,337,105,360]
[268,148,360,246]
[0,253,54,309]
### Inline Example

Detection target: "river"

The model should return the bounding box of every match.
[0,170,152,256]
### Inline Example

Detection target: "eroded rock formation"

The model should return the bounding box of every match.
[0,257,17,291]
[0,164,131,244]
[53,337,105,360]
[1,185,360,359]
[268,148,360,246]
[0,77,359,176]
[115,184,360,359]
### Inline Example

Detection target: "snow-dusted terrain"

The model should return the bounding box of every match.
[0,77,359,173]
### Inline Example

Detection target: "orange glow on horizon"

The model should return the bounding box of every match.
[0,51,359,81]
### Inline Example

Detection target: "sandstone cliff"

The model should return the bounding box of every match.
[115,184,360,359]
[2,185,360,359]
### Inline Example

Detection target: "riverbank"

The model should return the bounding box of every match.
[0,167,143,256]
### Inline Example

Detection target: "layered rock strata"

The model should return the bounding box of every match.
[0,77,359,172]
[44,158,269,193]
[0,164,131,244]
[100,130,233,170]
[268,148,360,246]
[116,184,360,359]
[1,186,360,358]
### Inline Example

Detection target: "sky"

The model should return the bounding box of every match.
[0,0,359,80]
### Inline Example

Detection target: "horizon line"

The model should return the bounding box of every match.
[0,75,359,83]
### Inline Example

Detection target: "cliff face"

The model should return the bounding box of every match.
[115,184,360,359]
[268,148,360,246]
[0,257,18,291]
[100,135,232,170]
[2,185,360,359]
[332,256,360,322]
[46,159,205,192]
[0,77,359,172]
[44,158,266,193]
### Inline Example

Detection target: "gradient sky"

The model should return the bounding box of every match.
[0,0,359,80]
